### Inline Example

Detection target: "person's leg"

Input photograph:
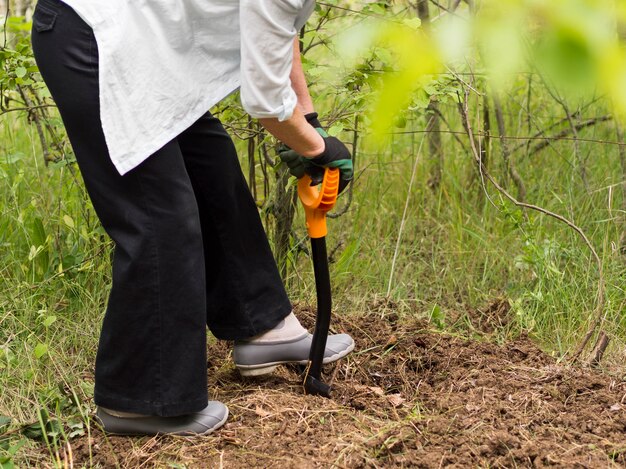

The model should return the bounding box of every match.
[176,112,292,340]
[32,0,209,417]
[177,113,355,374]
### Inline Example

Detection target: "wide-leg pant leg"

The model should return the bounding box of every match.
[32,0,208,416]
[177,113,292,340]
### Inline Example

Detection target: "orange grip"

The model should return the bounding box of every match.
[297,168,340,238]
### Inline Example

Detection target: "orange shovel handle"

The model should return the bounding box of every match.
[297,168,340,238]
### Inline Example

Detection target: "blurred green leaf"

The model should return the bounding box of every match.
[42,316,57,328]
[367,23,442,138]
[327,122,344,137]
[30,218,46,249]
[22,409,61,442]
[430,304,446,330]
[62,215,75,229]
[1,153,24,165]
[33,343,47,359]
[0,417,10,432]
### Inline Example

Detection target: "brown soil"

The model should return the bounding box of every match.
[65,304,626,468]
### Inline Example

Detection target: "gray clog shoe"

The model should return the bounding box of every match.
[234,333,355,376]
[94,401,228,436]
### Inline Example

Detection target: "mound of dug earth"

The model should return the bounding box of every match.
[70,305,626,468]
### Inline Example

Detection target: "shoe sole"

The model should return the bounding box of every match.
[236,340,355,377]
[95,407,229,437]
[176,408,229,437]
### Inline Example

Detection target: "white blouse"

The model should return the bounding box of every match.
[59,0,315,174]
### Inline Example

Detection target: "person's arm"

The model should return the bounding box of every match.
[259,38,321,155]
[289,37,315,116]
[239,0,322,156]
[260,109,324,157]
[239,0,353,192]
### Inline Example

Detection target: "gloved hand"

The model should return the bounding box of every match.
[305,134,353,192]
[278,112,326,180]
[279,112,353,193]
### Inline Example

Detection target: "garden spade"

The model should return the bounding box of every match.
[297,167,340,397]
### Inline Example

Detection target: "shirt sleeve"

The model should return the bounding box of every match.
[239,0,313,121]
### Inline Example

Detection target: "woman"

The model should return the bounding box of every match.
[31,0,354,436]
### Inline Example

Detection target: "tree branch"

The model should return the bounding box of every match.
[511,116,613,157]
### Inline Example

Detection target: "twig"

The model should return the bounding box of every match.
[616,120,626,255]
[316,1,406,24]
[260,140,277,168]
[457,87,497,209]
[428,103,468,152]
[33,244,109,287]
[493,91,526,201]
[428,0,462,15]
[386,117,431,296]
[328,113,358,219]
[257,132,270,200]
[0,104,57,115]
[2,0,9,48]
[390,124,620,147]
[247,116,257,201]
[588,331,610,367]
[17,84,51,165]
[541,78,586,188]
[523,116,612,159]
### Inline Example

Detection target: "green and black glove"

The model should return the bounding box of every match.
[304,111,324,130]
[278,144,309,179]
[279,112,353,193]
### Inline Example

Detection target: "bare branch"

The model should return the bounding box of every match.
[328,113,358,219]
[617,121,626,255]
[520,116,612,158]
[588,331,610,367]
[493,92,526,201]
[17,85,52,165]
[0,103,57,116]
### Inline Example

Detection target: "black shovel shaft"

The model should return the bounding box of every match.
[304,236,332,396]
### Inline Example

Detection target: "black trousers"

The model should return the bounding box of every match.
[32,0,291,416]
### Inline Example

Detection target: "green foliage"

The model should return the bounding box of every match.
[336,0,626,135]
[0,16,42,97]
[0,439,26,469]
[0,26,37,88]
[429,304,446,330]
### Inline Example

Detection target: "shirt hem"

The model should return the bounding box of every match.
[110,79,241,176]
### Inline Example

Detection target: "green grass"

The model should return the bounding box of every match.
[0,116,108,466]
